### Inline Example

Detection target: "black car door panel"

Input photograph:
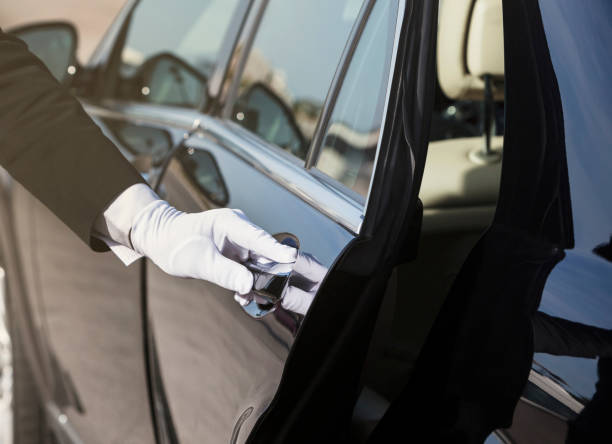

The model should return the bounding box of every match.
[7,175,155,443]
[147,123,356,443]
[145,0,411,442]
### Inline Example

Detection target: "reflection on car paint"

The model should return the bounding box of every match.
[147,128,352,442]
[518,0,612,441]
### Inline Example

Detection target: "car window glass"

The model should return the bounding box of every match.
[315,0,398,197]
[110,0,241,108]
[230,0,365,160]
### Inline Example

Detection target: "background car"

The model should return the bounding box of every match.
[1,0,610,443]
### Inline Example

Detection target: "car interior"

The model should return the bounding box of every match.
[352,0,505,439]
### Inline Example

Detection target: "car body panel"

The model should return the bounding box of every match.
[493,0,612,441]
[148,130,353,441]
[110,105,355,441]
[6,174,154,443]
[518,0,612,439]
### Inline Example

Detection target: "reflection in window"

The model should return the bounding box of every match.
[102,120,172,166]
[176,148,229,206]
[316,0,398,197]
[235,83,306,157]
[112,0,240,107]
[232,0,364,159]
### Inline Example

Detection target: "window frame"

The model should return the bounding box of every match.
[85,0,406,235]
[310,0,403,205]
[304,0,377,169]
[219,0,406,213]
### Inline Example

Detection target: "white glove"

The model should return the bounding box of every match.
[130,201,297,294]
[281,252,327,315]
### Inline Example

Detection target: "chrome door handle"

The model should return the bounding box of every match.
[239,259,292,319]
[238,234,298,319]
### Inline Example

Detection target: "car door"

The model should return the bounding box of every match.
[5,1,251,443]
[7,0,436,442]
[84,0,252,442]
[142,0,437,442]
[4,27,158,444]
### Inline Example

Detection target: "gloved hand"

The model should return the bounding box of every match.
[281,252,327,315]
[130,201,297,294]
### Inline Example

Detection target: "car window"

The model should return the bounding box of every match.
[230,0,365,160]
[315,0,399,197]
[109,0,241,108]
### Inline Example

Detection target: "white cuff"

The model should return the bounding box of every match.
[93,183,161,266]
[103,239,144,266]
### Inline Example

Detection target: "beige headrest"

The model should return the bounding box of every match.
[437,0,504,101]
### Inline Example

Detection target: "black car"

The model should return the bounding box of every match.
[1,0,611,443]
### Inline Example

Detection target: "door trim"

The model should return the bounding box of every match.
[85,101,365,234]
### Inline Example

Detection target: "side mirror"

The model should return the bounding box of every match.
[234,82,307,158]
[136,52,208,108]
[104,120,173,167]
[175,148,229,207]
[8,21,79,85]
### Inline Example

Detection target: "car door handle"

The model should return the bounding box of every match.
[238,234,298,319]
[248,260,293,304]
[239,258,293,319]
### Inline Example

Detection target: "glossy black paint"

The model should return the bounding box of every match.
[146,122,354,443]
[526,0,612,440]
[250,1,438,442]
[536,0,612,388]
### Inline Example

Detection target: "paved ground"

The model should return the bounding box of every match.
[1,0,126,61]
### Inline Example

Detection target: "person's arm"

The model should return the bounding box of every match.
[94,184,297,294]
[0,29,144,247]
[1,30,296,294]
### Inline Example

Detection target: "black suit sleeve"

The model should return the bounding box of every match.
[0,29,144,248]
